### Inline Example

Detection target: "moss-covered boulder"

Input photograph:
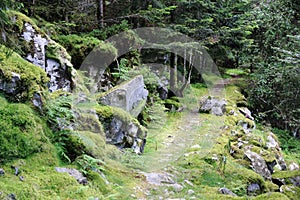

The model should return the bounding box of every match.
[96,105,147,154]
[97,75,148,117]
[0,45,48,102]
[7,11,76,93]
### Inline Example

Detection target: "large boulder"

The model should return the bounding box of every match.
[98,75,148,117]
[0,45,48,102]
[9,11,76,93]
[96,105,147,154]
[199,96,227,116]
[244,150,272,180]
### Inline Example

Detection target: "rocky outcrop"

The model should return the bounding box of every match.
[6,12,76,94]
[247,183,262,196]
[98,75,148,117]
[244,150,272,180]
[21,21,74,92]
[55,167,87,185]
[199,96,227,116]
[96,106,147,154]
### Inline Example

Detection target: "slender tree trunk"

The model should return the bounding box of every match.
[170,53,178,91]
[183,48,186,83]
[98,0,104,28]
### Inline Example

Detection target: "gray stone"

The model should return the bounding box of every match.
[142,172,175,185]
[187,189,195,195]
[99,75,148,117]
[289,176,300,186]
[32,93,43,110]
[19,176,25,182]
[172,183,183,192]
[289,162,299,171]
[276,155,287,171]
[7,193,16,200]
[247,183,262,196]
[105,116,146,154]
[55,167,88,185]
[199,96,226,116]
[219,187,237,196]
[46,59,72,92]
[244,150,272,180]
[0,168,4,176]
[0,72,23,98]
[267,133,280,149]
[23,22,48,68]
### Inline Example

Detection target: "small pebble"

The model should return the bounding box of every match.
[19,176,25,182]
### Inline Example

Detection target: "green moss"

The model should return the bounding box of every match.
[225,68,248,77]
[164,99,182,110]
[253,192,289,200]
[0,96,51,163]
[96,105,137,126]
[265,181,279,192]
[225,86,246,104]
[7,11,41,33]
[77,131,120,160]
[46,40,72,66]
[0,45,48,101]
[54,34,116,68]
[272,169,300,179]
[279,185,300,200]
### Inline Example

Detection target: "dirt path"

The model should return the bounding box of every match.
[128,77,236,199]
[130,106,224,199]
[141,110,201,172]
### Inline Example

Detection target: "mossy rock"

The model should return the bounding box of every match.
[164,99,182,110]
[0,96,51,163]
[8,10,41,33]
[253,192,289,200]
[272,170,300,179]
[76,131,120,160]
[96,105,141,127]
[0,46,48,101]
[265,181,279,192]
[279,185,300,200]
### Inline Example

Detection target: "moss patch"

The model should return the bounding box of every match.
[0,96,51,163]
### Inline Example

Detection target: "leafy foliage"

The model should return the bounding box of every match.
[248,1,299,132]
[76,154,105,175]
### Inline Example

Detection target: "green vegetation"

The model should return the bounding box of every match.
[0,0,299,199]
[53,34,117,68]
[0,96,50,163]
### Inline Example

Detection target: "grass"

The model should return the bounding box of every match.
[224,68,249,77]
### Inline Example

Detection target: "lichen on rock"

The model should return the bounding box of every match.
[8,11,76,93]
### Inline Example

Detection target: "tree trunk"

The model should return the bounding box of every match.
[170,53,178,91]
[98,0,104,28]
